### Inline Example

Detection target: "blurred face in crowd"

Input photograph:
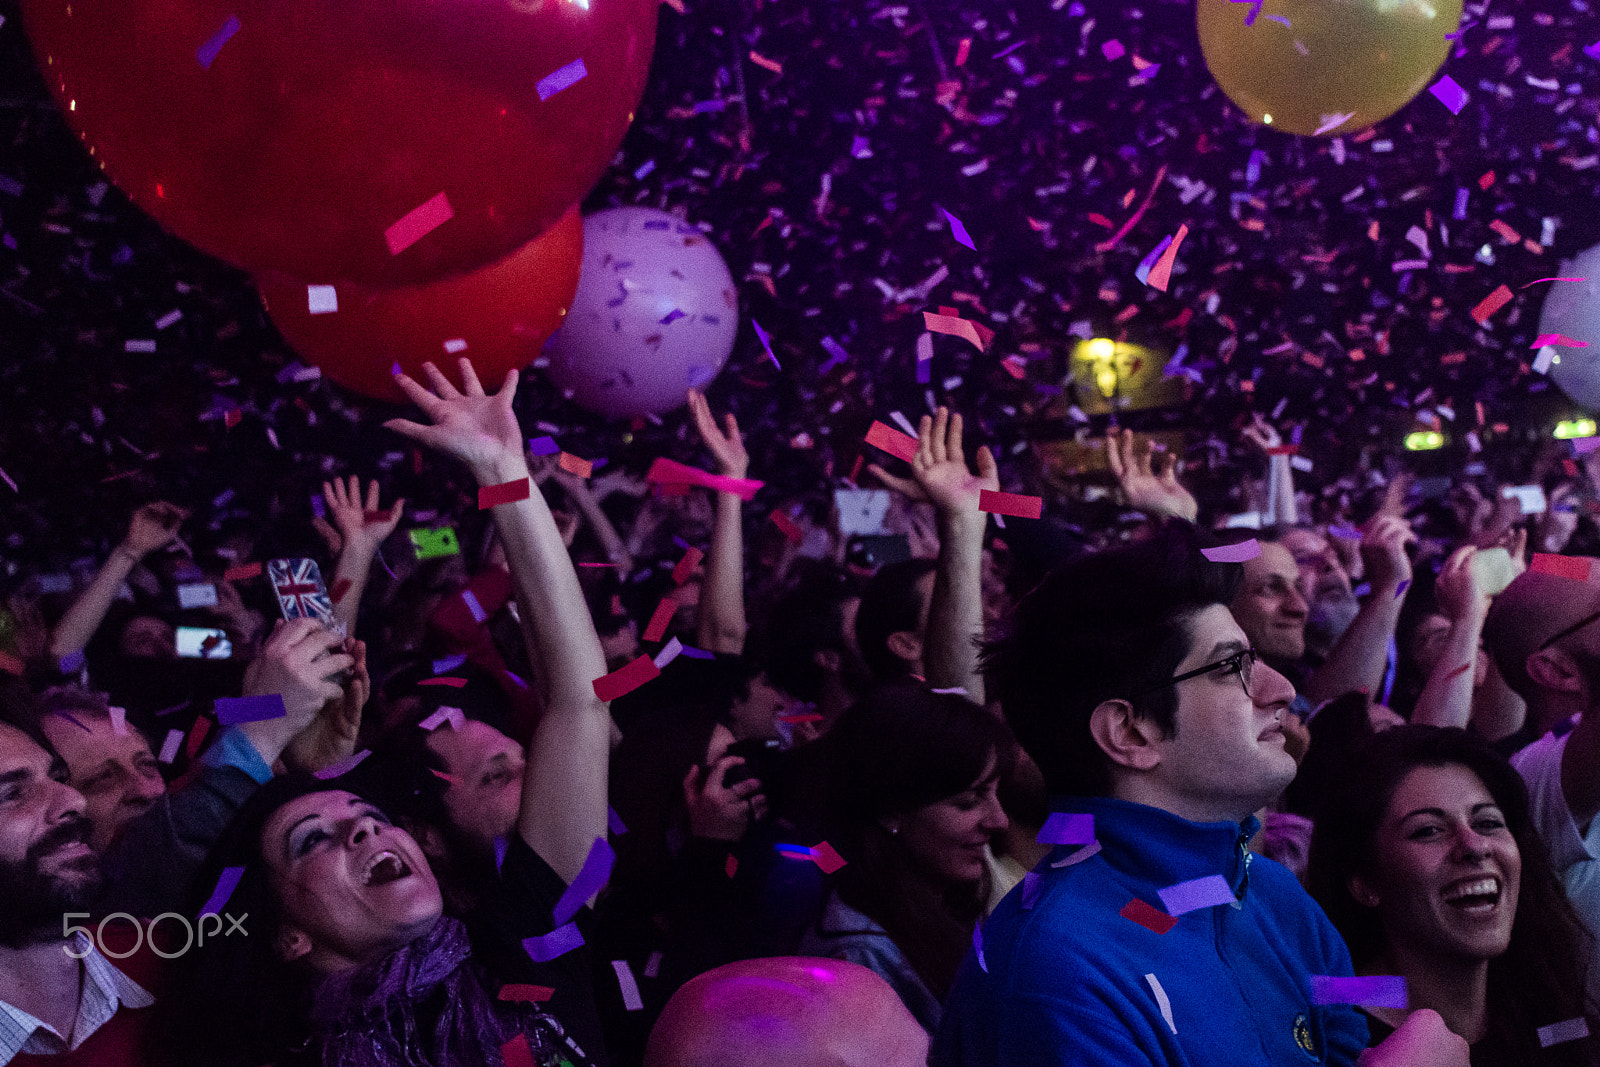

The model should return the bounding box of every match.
[119,614,178,661]
[264,790,441,973]
[0,723,100,947]
[729,671,790,742]
[1229,542,1309,662]
[426,720,525,856]
[891,753,1008,887]
[1408,614,1489,688]
[1351,764,1520,967]
[40,712,167,853]
[599,619,641,673]
[1134,605,1300,822]
[1279,527,1360,649]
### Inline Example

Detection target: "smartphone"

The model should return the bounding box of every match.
[409,527,461,560]
[1471,547,1519,597]
[1501,485,1549,516]
[267,558,350,683]
[846,534,912,570]
[835,489,892,537]
[717,737,782,789]
[176,626,232,659]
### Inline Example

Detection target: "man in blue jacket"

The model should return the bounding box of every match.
[932,526,1466,1067]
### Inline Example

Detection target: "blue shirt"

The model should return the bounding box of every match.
[932,795,1368,1067]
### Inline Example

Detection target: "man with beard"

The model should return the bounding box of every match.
[1480,564,1600,1001]
[0,713,164,1066]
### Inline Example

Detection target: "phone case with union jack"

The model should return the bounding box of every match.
[267,558,337,627]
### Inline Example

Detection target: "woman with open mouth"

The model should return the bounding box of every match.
[1308,725,1600,1065]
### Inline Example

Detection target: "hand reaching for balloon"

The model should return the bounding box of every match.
[384,359,529,485]
[1107,429,1198,523]
[688,389,749,480]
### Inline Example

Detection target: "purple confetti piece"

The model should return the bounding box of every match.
[462,590,487,624]
[1263,13,1290,26]
[391,361,403,378]
[1574,437,1600,456]
[608,807,628,836]
[820,337,851,368]
[1585,40,1600,61]
[214,694,287,726]
[660,309,685,325]
[1135,235,1173,285]
[1539,1018,1591,1048]
[57,649,85,674]
[53,711,91,733]
[1429,75,1468,114]
[973,921,988,972]
[199,865,246,917]
[553,837,616,925]
[536,58,588,102]
[523,921,585,962]
[1230,0,1264,24]
[1310,975,1407,1008]
[1157,874,1236,916]
[528,435,560,456]
[1100,39,1125,61]
[197,15,240,69]
[1037,812,1095,845]
[678,644,715,659]
[940,208,977,251]
[1132,62,1160,82]
[494,835,508,875]
[313,748,371,780]
[1202,540,1262,563]
[1395,579,1412,599]
[432,653,468,674]
[752,320,781,369]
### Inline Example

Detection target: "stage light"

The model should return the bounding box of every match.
[1404,431,1444,451]
[1555,419,1597,440]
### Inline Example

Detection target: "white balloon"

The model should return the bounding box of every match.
[1541,241,1600,411]
[543,207,739,418]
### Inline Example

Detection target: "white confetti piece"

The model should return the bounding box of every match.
[307,285,338,314]
[1145,973,1177,1035]
[612,960,644,1011]
[158,729,184,763]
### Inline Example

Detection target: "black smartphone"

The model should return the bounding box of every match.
[717,737,782,789]
[846,534,912,570]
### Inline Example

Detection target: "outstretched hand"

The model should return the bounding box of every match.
[317,476,404,557]
[383,359,527,483]
[688,389,749,479]
[123,501,189,558]
[1240,414,1284,453]
[914,408,998,522]
[1106,429,1198,523]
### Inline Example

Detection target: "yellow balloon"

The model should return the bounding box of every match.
[1197,0,1463,137]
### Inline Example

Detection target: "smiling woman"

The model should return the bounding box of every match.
[1308,726,1600,1065]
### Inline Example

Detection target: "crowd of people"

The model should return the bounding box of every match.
[1,353,1600,1066]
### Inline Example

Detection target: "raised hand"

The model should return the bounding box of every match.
[241,618,351,723]
[384,359,527,484]
[1434,545,1490,625]
[321,476,405,556]
[1359,513,1417,592]
[1240,413,1284,453]
[688,389,749,479]
[1106,429,1198,523]
[282,638,370,775]
[123,501,189,558]
[911,407,998,522]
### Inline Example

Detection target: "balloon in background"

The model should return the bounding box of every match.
[1197,0,1461,137]
[543,208,739,419]
[257,208,584,403]
[1540,243,1600,412]
[20,0,655,286]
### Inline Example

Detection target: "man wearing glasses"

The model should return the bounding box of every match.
[1483,565,1600,1002]
[931,526,1465,1067]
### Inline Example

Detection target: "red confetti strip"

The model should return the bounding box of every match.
[329,577,353,604]
[1120,898,1178,934]
[419,677,469,688]
[385,191,454,256]
[770,509,804,544]
[978,490,1043,519]
[184,716,212,760]
[500,1034,538,1067]
[672,546,704,584]
[1530,554,1593,581]
[223,562,262,582]
[643,596,679,642]
[498,984,555,1003]
[1470,285,1514,325]
[1145,224,1189,292]
[593,655,662,701]
[865,421,919,462]
[478,477,532,509]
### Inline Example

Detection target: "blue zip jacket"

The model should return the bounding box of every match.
[931,795,1368,1066]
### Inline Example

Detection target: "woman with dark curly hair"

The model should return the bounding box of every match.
[1308,724,1600,1065]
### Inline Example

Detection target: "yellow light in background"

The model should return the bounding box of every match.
[1404,431,1445,451]
[1555,419,1597,440]
[1085,338,1116,360]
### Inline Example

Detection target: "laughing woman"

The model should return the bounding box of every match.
[1308,725,1600,1065]
[150,360,618,1067]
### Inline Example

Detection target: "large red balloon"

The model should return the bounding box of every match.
[21,0,654,287]
[257,207,584,402]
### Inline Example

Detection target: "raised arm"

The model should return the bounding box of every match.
[911,407,997,703]
[386,359,610,886]
[1241,415,1298,527]
[1302,515,1415,705]
[1411,546,1489,729]
[48,501,188,661]
[536,455,635,576]
[688,389,750,655]
[318,477,404,637]
[1106,428,1198,524]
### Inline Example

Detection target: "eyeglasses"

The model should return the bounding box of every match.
[1134,647,1261,700]
[1538,609,1600,652]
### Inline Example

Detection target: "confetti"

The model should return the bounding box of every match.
[498,984,555,1003]
[313,749,371,780]
[536,58,589,101]
[1310,975,1407,1008]
[199,866,246,917]
[306,285,337,314]
[1429,75,1468,114]
[1145,224,1189,292]
[770,509,804,544]
[196,15,240,70]
[922,312,990,351]
[1202,540,1262,563]
[214,694,287,726]
[1532,334,1590,348]
[107,706,129,737]
[748,51,784,74]
[1538,1018,1590,1048]
[1145,974,1178,1034]
[612,960,645,1011]
[645,457,763,500]
[978,490,1043,519]
[384,192,454,257]
[500,1035,538,1067]
[593,655,661,701]
[653,637,684,669]
[642,596,679,642]
[1157,874,1236,916]
[752,319,781,369]
[558,453,594,479]
[523,921,585,962]
[418,676,468,688]
[158,729,184,764]
[865,421,919,462]
[1037,812,1096,845]
[1122,898,1177,934]
[419,706,465,731]
[223,561,262,581]
[1470,285,1513,325]
[940,207,977,250]
[1530,554,1593,581]
[1100,39,1125,61]
[672,545,704,583]
[553,837,615,925]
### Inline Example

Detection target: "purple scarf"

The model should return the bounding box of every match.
[307,916,573,1067]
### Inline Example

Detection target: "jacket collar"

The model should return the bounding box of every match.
[1049,794,1259,893]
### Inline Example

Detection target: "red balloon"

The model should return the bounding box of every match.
[20,0,654,286]
[257,207,584,402]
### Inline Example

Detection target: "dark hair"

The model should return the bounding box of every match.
[854,558,938,682]
[149,774,381,1067]
[818,685,1016,998]
[1307,726,1600,1065]
[1282,692,1379,819]
[981,523,1241,797]
[757,567,862,702]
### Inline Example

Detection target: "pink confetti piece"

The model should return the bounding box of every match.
[812,841,847,873]
[313,748,371,780]
[645,457,764,500]
[923,312,988,351]
[979,490,1043,519]
[1202,540,1262,563]
[0,465,15,492]
[1146,224,1189,292]
[199,865,246,916]
[418,676,468,688]
[196,15,240,69]
[108,706,129,737]
[1095,165,1168,254]
[1310,975,1407,1008]
[594,655,661,701]
[158,729,184,764]
[1530,554,1593,581]
[478,477,532,509]
[642,596,679,642]
[536,57,589,101]
[384,192,454,256]
[940,207,976,250]
[1533,333,1590,348]
[1521,276,1588,288]
[1100,39,1125,61]
[1430,75,1468,114]
[1470,284,1514,325]
[865,421,920,462]
[419,706,465,731]
[1157,874,1236,916]
[501,1035,538,1067]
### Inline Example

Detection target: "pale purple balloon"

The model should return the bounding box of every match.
[543,207,739,418]
[1540,242,1600,411]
